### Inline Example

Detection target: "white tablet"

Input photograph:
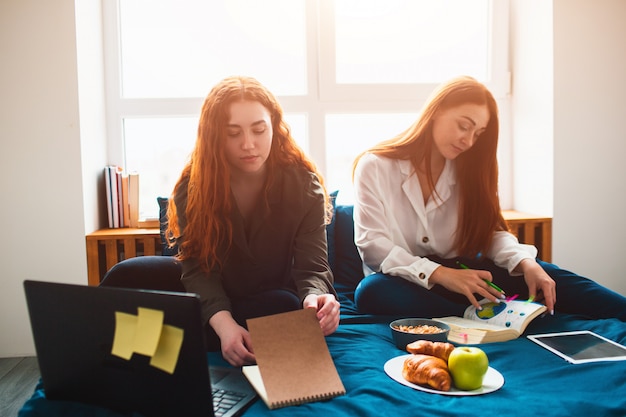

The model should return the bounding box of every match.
[527,330,626,364]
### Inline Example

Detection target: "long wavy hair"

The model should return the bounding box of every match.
[352,76,508,258]
[166,76,331,271]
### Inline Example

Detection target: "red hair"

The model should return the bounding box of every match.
[166,76,330,271]
[353,76,508,257]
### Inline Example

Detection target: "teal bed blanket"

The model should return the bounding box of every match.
[17,201,626,416]
[19,288,626,417]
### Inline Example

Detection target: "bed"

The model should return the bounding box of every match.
[18,200,626,417]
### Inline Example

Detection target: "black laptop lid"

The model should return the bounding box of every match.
[23,280,213,417]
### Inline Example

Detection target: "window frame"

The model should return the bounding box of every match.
[102,0,512,219]
[317,0,511,102]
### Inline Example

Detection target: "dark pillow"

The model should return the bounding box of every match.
[326,190,339,270]
[157,197,178,256]
[331,204,364,289]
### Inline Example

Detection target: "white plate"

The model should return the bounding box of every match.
[384,354,504,396]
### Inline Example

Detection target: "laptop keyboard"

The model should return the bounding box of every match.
[212,388,246,417]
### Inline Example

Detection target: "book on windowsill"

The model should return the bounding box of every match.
[242,309,345,410]
[434,298,547,344]
[128,172,139,228]
[104,165,122,228]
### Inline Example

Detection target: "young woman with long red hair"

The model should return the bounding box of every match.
[352,76,626,320]
[166,76,339,366]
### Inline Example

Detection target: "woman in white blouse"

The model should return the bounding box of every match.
[352,76,626,320]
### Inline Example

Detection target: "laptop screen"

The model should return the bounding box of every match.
[24,280,214,417]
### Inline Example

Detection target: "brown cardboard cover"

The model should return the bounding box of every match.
[243,308,345,409]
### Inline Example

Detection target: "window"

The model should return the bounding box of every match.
[333,1,490,84]
[117,0,308,98]
[103,0,510,219]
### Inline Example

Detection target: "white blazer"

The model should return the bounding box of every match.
[353,153,536,289]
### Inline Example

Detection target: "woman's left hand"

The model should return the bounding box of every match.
[303,293,340,336]
[517,259,556,314]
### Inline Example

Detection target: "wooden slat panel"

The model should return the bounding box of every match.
[86,214,553,287]
[542,219,553,262]
[524,222,535,245]
[85,228,160,285]
[105,239,119,272]
[143,237,156,256]
[85,238,101,286]
[502,212,552,263]
[123,237,136,259]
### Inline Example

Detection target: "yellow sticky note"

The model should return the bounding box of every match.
[111,307,182,374]
[150,324,184,374]
[111,312,138,360]
[133,307,165,356]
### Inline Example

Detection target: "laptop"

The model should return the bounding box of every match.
[23,280,257,417]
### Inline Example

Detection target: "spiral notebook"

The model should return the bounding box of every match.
[242,308,345,409]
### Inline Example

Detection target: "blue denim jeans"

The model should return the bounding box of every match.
[354,257,626,321]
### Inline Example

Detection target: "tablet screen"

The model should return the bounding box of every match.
[527,331,626,364]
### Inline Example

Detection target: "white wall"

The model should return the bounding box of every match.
[0,0,103,357]
[510,0,554,217]
[511,0,626,296]
[552,0,626,295]
[76,0,109,232]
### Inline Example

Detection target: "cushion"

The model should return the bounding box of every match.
[157,197,178,256]
[326,190,339,270]
[331,204,364,290]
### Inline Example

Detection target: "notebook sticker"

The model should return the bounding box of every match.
[150,324,184,374]
[111,312,138,360]
[111,307,184,374]
[134,307,164,356]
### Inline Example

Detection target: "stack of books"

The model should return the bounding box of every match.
[104,166,139,228]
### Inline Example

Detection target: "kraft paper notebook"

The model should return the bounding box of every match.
[242,309,345,409]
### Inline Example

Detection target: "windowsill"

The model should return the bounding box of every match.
[138,218,159,228]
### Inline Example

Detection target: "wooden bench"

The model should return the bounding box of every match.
[86,228,161,285]
[85,211,552,286]
[502,210,552,263]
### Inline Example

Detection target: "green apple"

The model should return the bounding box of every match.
[447,347,489,390]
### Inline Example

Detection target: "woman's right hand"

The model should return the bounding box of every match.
[429,265,505,310]
[209,310,256,367]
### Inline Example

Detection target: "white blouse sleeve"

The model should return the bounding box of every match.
[487,231,537,275]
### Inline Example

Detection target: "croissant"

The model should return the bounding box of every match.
[406,340,455,362]
[402,354,452,391]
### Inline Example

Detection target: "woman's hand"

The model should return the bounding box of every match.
[209,310,256,367]
[303,293,340,336]
[516,259,556,314]
[430,266,505,310]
